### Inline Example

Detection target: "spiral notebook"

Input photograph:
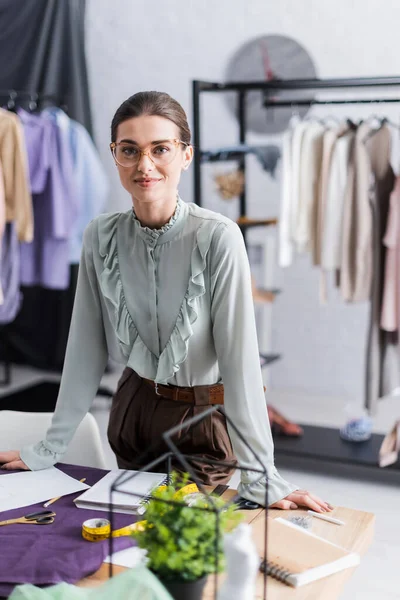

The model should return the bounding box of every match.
[254,516,360,588]
[73,470,168,515]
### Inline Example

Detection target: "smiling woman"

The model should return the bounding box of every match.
[0,91,332,514]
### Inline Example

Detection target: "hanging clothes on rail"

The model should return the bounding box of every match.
[381,176,400,332]
[0,107,32,323]
[18,108,78,290]
[0,103,108,366]
[278,116,400,414]
[0,108,33,243]
[42,108,108,264]
[0,0,94,370]
[365,123,397,414]
[321,128,354,273]
[296,121,325,255]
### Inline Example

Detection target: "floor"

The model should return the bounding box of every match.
[1,364,399,599]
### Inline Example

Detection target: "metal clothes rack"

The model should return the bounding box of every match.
[192,75,400,482]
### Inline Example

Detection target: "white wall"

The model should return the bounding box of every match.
[86,0,400,402]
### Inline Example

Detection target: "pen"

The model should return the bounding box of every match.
[43,478,87,508]
[307,510,345,526]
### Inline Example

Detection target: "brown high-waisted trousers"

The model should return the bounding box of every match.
[107,368,236,485]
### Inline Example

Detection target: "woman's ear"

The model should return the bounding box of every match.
[182,145,194,170]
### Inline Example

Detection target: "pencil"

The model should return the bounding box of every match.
[43,478,87,507]
[307,510,345,526]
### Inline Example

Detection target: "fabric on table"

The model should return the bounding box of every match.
[0,464,136,598]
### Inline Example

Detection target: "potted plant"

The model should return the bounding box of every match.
[131,474,242,600]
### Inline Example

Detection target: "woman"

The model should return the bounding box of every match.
[0,92,331,512]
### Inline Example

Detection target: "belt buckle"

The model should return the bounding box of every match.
[155,382,160,396]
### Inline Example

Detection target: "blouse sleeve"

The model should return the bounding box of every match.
[210,221,298,506]
[20,221,108,469]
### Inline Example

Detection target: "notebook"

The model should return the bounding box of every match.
[73,470,168,515]
[253,516,360,588]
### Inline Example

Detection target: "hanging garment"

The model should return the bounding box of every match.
[0,223,22,324]
[321,129,354,271]
[278,128,294,267]
[313,125,347,267]
[18,109,77,290]
[41,109,108,263]
[364,124,396,414]
[340,123,372,302]
[0,108,33,242]
[289,121,309,246]
[381,176,400,332]
[0,159,5,305]
[294,121,325,254]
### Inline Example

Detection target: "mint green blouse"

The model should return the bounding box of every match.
[20,199,297,505]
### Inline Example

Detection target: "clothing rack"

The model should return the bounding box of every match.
[192,75,400,483]
[0,92,62,390]
[0,99,113,403]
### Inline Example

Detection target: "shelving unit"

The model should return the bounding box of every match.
[192,76,400,481]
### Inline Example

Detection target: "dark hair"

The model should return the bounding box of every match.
[111,91,191,144]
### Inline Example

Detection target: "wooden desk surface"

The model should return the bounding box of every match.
[78,489,375,600]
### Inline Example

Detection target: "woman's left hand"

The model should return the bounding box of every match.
[270,489,333,513]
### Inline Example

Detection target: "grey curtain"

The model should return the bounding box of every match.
[0,0,92,370]
[0,0,92,134]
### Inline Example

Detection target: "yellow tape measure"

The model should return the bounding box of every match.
[82,483,199,542]
[81,518,146,542]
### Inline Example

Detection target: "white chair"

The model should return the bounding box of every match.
[0,410,107,469]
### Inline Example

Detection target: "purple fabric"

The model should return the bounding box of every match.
[0,464,136,598]
[18,109,77,290]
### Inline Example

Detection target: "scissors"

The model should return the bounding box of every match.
[0,510,56,527]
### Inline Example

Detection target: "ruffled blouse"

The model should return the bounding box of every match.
[20,199,297,506]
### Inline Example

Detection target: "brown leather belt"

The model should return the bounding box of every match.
[143,378,224,405]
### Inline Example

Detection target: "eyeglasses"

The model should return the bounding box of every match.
[110,138,189,168]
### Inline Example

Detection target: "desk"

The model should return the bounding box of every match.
[77,489,375,600]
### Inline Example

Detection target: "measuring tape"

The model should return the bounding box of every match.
[82,483,199,542]
[82,518,146,542]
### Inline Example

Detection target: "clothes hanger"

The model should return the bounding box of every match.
[28,92,38,112]
[7,90,17,112]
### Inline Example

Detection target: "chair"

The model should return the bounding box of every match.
[0,410,107,469]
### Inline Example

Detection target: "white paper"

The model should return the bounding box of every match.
[104,546,147,568]
[0,467,89,514]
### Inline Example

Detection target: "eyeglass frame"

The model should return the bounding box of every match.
[109,138,190,168]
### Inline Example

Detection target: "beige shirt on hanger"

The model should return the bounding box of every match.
[321,130,354,271]
[0,108,33,242]
[294,121,325,254]
[340,123,372,302]
[314,123,350,268]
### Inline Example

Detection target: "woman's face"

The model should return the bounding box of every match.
[114,114,193,206]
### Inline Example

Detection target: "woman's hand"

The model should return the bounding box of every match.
[0,450,29,471]
[271,489,333,513]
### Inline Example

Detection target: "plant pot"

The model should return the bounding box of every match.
[159,574,207,600]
